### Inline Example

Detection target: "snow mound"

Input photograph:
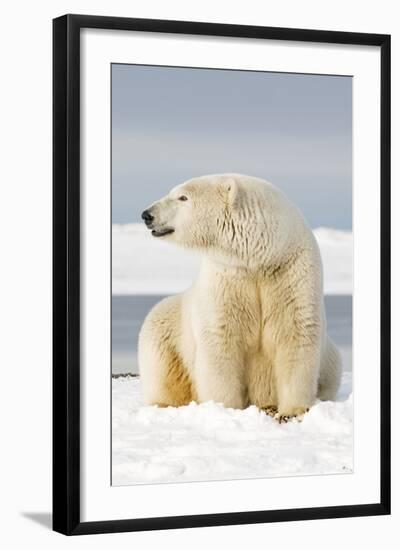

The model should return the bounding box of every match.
[314,227,353,295]
[112,224,352,295]
[112,224,199,295]
[112,372,353,485]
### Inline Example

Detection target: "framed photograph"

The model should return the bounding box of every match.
[53,14,391,535]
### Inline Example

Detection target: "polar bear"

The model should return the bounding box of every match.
[138,174,342,420]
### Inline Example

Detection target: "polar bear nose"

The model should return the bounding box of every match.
[141,209,154,225]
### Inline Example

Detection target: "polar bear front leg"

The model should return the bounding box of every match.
[274,341,319,421]
[194,339,247,409]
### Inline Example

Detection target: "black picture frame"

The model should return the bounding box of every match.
[53,14,391,535]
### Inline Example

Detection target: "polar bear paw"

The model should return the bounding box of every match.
[274,407,310,424]
[261,406,278,418]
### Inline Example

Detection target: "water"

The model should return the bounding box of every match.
[112,295,352,375]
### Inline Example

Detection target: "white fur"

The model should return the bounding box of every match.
[138,174,342,419]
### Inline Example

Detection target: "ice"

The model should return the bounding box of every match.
[112,224,352,295]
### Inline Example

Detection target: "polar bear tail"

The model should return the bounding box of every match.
[317,337,343,401]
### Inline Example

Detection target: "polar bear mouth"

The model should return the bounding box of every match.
[151,227,175,237]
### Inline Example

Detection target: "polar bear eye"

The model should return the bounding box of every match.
[178,195,188,201]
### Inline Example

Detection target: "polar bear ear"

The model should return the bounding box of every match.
[224,178,240,208]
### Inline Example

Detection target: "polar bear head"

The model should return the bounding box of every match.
[141,174,301,267]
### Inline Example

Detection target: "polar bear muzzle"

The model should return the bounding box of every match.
[141,208,175,238]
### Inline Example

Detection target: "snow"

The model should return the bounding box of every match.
[112,224,353,296]
[112,371,353,486]
[314,227,353,295]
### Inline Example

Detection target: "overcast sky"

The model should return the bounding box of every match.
[112,64,352,229]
